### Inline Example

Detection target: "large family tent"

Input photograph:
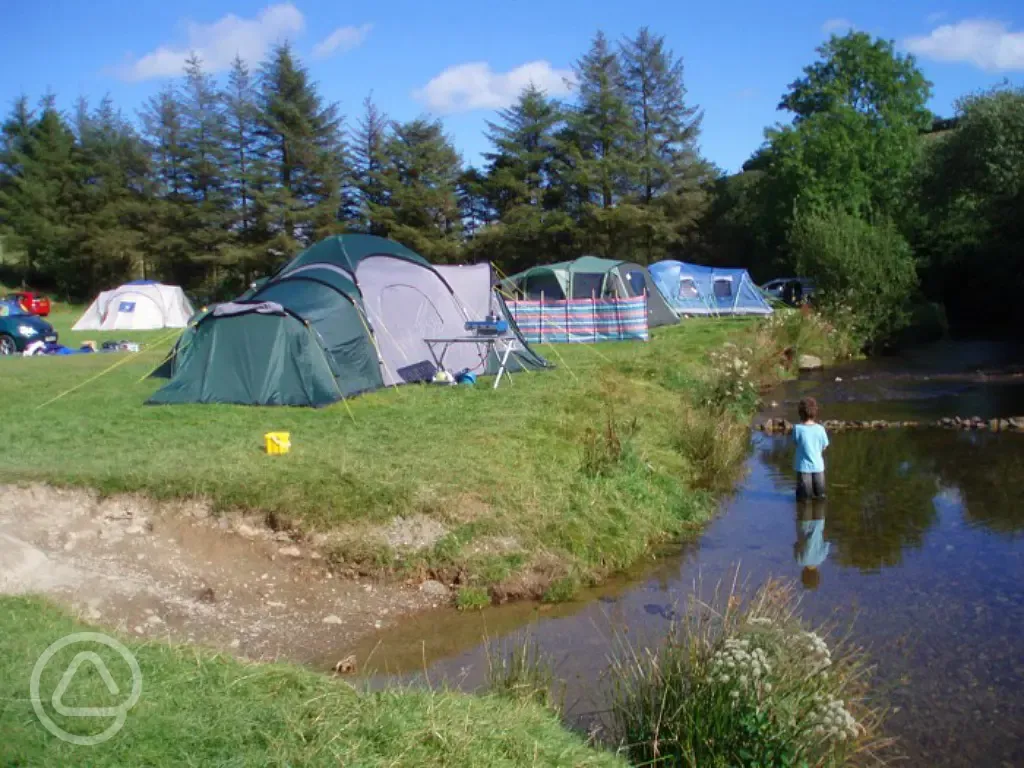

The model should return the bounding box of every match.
[148,236,547,407]
[648,262,773,316]
[504,256,678,328]
[73,281,194,331]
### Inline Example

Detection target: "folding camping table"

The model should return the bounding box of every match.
[423,336,521,389]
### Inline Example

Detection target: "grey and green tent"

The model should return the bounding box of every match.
[503,256,679,328]
[149,236,547,407]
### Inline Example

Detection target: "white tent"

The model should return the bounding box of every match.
[73,282,195,331]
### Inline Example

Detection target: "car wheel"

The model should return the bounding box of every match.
[0,334,17,355]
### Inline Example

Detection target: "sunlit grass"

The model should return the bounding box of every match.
[1,309,760,593]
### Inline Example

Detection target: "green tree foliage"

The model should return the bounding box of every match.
[565,31,638,211]
[140,85,192,285]
[350,94,390,236]
[221,55,272,288]
[912,85,1024,330]
[373,118,462,263]
[790,208,917,347]
[0,96,80,292]
[746,32,933,274]
[73,96,150,293]
[619,27,708,263]
[257,43,348,260]
[466,85,578,273]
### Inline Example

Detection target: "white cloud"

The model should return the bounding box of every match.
[413,61,575,114]
[119,3,305,81]
[312,23,373,59]
[926,11,948,25]
[905,19,1024,71]
[822,18,854,34]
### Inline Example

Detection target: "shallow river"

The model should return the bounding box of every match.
[340,341,1024,767]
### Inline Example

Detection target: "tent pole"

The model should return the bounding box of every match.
[540,290,544,343]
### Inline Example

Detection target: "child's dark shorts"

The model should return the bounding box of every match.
[796,472,826,500]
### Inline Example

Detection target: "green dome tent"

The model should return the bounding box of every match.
[503,256,678,328]
[149,236,547,407]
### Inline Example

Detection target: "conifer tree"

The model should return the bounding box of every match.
[0,96,80,290]
[221,55,270,284]
[565,31,638,210]
[181,54,231,278]
[74,96,149,291]
[257,43,347,260]
[140,85,192,284]
[374,118,462,263]
[350,94,389,235]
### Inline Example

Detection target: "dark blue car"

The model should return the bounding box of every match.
[0,299,58,355]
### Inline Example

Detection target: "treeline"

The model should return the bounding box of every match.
[0,29,707,301]
[699,33,1024,335]
[1,29,1022,335]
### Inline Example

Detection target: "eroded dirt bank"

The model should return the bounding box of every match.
[0,484,444,667]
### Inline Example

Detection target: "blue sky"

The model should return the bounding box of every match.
[4,0,1024,173]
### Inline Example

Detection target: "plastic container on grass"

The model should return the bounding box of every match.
[264,431,291,455]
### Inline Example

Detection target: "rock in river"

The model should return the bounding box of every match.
[798,354,823,371]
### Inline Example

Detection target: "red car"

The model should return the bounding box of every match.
[5,291,51,316]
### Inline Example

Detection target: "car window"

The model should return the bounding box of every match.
[0,300,26,317]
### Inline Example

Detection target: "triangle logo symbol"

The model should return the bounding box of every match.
[52,652,123,717]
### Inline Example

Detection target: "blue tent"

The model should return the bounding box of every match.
[649,261,773,316]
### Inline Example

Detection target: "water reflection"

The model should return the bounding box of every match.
[760,432,939,571]
[795,499,829,590]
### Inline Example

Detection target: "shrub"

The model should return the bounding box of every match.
[455,586,491,611]
[702,343,761,414]
[790,208,918,349]
[609,579,890,768]
[674,406,750,492]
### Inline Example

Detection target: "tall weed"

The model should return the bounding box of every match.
[674,406,750,492]
[609,577,891,768]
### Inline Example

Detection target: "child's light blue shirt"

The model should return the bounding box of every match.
[793,423,829,473]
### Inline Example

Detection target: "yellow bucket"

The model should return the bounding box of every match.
[264,431,291,455]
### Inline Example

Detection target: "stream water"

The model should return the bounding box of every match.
[339,341,1024,767]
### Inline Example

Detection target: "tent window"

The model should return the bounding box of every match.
[572,273,604,299]
[523,272,564,301]
[678,277,699,300]
[624,271,647,296]
[713,278,733,299]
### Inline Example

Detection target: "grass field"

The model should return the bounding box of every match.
[0,596,625,767]
[2,304,766,597]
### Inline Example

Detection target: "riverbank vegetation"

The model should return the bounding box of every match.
[610,579,890,767]
[0,313,741,601]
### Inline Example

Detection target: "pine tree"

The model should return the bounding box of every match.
[619,27,710,262]
[472,85,579,272]
[375,118,462,263]
[140,85,192,284]
[0,96,36,278]
[0,96,81,292]
[350,94,389,235]
[483,84,562,215]
[221,55,272,286]
[620,27,703,204]
[180,54,231,281]
[565,31,638,210]
[74,95,150,292]
[257,43,348,261]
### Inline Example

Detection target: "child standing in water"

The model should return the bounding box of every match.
[793,397,829,500]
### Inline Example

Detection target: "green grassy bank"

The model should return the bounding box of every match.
[0,596,625,767]
[1,306,843,599]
